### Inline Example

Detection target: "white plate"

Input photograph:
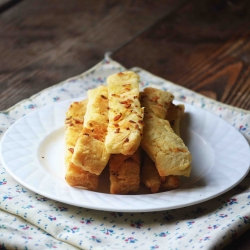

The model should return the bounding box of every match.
[1,98,249,212]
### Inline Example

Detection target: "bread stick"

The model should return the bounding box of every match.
[141,87,174,119]
[105,71,144,155]
[65,100,98,190]
[109,149,141,194]
[71,85,110,175]
[141,101,183,192]
[140,87,192,177]
[160,103,183,190]
[160,175,180,191]
[141,152,161,193]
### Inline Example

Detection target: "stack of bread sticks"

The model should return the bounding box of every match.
[64,71,192,194]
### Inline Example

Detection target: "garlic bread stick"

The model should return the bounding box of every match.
[140,87,192,177]
[109,149,141,194]
[65,100,98,190]
[105,71,144,155]
[71,85,110,175]
[141,152,161,193]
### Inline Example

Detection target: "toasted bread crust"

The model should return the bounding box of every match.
[65,81,191,193]
[65,100,99,190]
[160,175,180,191]
[105,71,144,155]
[141,87,174,119]
[141,152,161,193]
[141,87,192,177]
[71,85,110,175]
[109,149,141,194]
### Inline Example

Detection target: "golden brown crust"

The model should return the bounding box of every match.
[64,100,99,190]
[109,149,141,194]
[65,82,191,193]
[140,87,192,177]
[65,162,99,190]
[141,151,180,193]
[160,175,180,191]
[140,87,174,119]
[71,86,110,175]
[140,152,161,193]
[105,71,144,155]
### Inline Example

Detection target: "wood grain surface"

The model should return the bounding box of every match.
[0,0,186,110]
[0,0,250,249]
[0,0,12,7]
[113,0,250,110]
[0,0,21,14]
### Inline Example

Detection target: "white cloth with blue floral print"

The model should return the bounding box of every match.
[0,56,249,250]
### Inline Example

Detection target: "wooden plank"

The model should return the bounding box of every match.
[0,0,11,6]
[0,0,187,110]
[0,0,21,13]
[113,0,250,110]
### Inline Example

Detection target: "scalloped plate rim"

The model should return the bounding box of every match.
[0,98,249,212]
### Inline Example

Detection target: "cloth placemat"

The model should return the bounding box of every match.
[0,56,249,250]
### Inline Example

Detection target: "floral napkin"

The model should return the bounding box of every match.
[0,56,249,250]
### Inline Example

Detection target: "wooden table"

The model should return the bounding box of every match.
[0,0,249,248]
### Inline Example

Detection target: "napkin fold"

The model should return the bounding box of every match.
[0,56,249,250]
